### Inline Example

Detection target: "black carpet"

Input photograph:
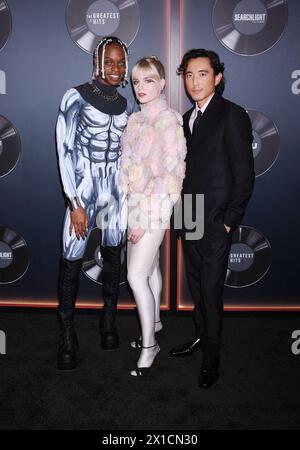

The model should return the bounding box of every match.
[0,310,299,430]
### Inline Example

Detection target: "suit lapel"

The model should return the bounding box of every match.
[183,108,193,143]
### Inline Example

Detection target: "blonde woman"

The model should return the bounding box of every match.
[119,56,186,376]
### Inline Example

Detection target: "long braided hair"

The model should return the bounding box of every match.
[92,36,128,85]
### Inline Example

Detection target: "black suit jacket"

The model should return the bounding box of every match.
[180,93,255,239]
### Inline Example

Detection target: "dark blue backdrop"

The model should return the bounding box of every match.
[0,0,299,308]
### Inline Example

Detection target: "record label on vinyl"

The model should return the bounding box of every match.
[225,226,271,288]
[66,0,140,54]
[233,0,267,36]
[0,226,29,284]
[0,241,13,269]
[0,0,12,51]
[86,0,120,35]
[0,115,21,178]
[247,109,280,177]
[82,227,127,284]
[213,0,288,56]
[252,129,261,159]
[228,243,254,272]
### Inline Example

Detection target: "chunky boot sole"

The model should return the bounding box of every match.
[101,332,119,350]
[57,352,78,371]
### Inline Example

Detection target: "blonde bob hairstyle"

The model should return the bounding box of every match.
[132,55,165,81]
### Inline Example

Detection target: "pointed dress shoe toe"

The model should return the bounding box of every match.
[169,337,202,357]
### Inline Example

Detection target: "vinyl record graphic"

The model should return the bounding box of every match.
[0,1,12,51]
[0,115,21,178]
[225,226,271,288]
[66,0,140,54]
[0,226,29,284]
[82,227,127,284]
[212,0,288,56]
[247,109,280,177]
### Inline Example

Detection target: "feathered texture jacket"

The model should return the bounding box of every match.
[119,96,186,229]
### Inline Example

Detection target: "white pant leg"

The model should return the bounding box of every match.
[127,229,165,347]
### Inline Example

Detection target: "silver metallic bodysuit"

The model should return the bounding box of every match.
[56,87,130,260]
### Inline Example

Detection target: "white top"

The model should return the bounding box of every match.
[189,93,214,133]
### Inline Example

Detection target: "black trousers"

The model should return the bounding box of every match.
[182,226,232,349]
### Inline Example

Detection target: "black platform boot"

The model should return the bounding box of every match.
[57,258,82,370]
[100,244,122,350]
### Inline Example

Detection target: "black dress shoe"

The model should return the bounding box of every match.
[169,337,202,357]
[198,355,219,388]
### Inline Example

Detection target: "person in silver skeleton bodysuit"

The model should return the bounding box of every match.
[57,87,129,259]
[55,37,131,371]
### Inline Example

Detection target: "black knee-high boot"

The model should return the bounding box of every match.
[57,258,82,370]
[100,244,122,350]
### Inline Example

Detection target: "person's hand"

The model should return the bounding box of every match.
[127,228,146,244]
[224,224,231,234]
[69,207,89,239]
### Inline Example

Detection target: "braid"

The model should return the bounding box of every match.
[101,40,108,79]
[93,36,128,84]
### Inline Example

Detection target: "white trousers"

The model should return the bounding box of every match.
[127,229,166,347]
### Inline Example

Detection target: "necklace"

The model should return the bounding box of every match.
[90,81,119,102]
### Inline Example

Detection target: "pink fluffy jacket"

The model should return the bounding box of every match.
[119,96,186,229]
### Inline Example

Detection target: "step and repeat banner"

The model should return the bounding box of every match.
[0,0,299,310]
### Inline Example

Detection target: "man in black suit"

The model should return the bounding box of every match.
[170,49,255,388]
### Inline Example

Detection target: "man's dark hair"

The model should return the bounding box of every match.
[177,49,225,95]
